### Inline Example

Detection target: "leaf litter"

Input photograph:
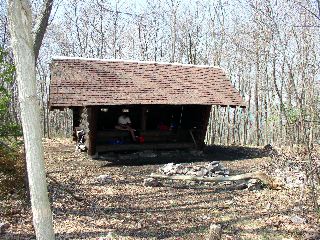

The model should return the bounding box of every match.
[1,138,319,239]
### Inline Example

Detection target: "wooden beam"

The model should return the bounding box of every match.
[87,107,98,156]
[96,142,194,152]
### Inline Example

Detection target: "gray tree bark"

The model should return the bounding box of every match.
[8,0,54,239]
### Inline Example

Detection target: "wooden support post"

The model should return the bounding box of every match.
[199,105,212,149]
[87,107,98,156]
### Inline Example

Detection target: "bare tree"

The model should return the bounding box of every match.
[8,0,54,239]
[20,0,319,147]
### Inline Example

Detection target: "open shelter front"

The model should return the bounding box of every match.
[49,57,246,155]
[73,104,211,154]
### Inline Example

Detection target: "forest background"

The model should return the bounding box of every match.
[0,1,319,239]
[0,0,319,147]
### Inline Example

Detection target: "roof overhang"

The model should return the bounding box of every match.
[49,57,246,109]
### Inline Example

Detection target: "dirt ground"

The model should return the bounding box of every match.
[1,138,319,240]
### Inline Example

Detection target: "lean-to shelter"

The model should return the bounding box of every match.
[49,57,246,155]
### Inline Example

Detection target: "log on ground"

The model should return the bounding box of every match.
[150,171,283,190]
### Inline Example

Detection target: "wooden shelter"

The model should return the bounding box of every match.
[49,57,246,155]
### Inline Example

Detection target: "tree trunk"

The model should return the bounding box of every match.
[255,49,260,146]
[8,1,54,239]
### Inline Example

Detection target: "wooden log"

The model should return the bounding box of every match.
[150,171,283,190]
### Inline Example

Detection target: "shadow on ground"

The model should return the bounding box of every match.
[98,144,270,167]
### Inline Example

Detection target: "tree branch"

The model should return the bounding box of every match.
[297,2,320,21]
[33,0,54,61]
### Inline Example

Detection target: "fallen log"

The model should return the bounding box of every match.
[150,171,283,190]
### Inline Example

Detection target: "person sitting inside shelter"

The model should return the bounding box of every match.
[115,110,137,142]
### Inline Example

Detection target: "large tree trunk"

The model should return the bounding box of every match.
[8,1,54,239]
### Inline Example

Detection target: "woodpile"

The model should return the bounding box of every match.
[159,161,229,178]
[149,162,283,190]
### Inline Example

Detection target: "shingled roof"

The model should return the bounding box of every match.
[49,57,246,108]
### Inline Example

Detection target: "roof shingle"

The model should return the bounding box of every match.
[49,57,246,108]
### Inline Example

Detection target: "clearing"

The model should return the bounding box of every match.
[1,138,319,239]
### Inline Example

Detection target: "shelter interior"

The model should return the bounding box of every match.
[72,104,211,155]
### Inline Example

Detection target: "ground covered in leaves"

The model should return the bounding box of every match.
[1,138,320,239]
